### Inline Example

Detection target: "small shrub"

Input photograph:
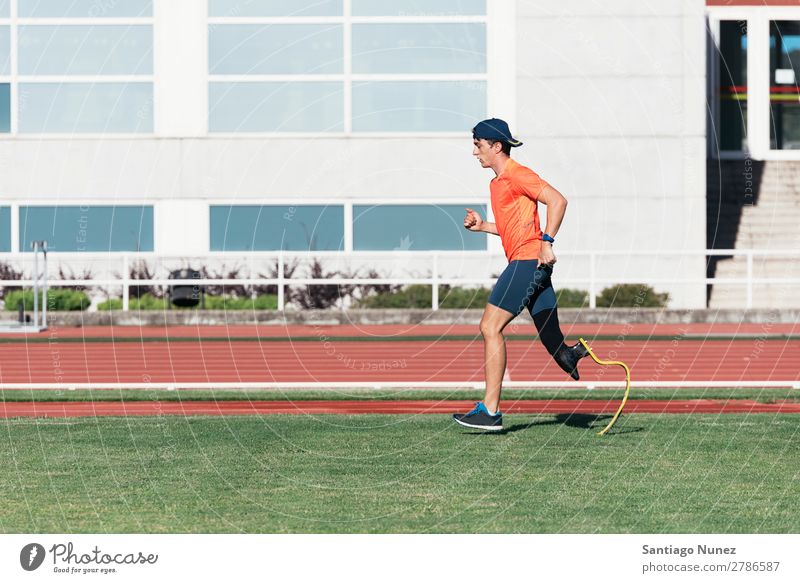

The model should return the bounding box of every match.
[556,288,589,308]
[97,294,278,311]
[252,259,299,296]
[355,285,491,309]
[596,284,669,308]
[0,261,23,300]
[204,294,278,310]
[57,266,93,292]
[100,293,169,311]
[97,298,122,311]
[4,289,91,311]
[200,265,249,298]
[132,293,168,310]
[126,260,165,299]
[355,284,432,308]
[438,286,491,309]
[290,259,353,309]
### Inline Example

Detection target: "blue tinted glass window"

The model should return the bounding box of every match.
[0,207,9,252]
[210,24,342,74]
[0,26,9,75]
[19,206,154,252]
[352,24,485,74]
[18,25,153,75]
[353,81,485,131]
[0,1,8,18]
[353,205,487,250]
[352,0,484,16]
[0,83,9,133]
[209,0,342,17]
[18,83,153,133]
[18,0,152,18]
[211,205,344,251]
[210,82,343,132]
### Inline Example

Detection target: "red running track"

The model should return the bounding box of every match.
[2,399,800,418]
[0,338,797,384]
[0,322,798,340]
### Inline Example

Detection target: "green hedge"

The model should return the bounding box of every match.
[204,295,278,310]
[97,298,123,311]
[355,285,666,309]
[356,285,492,309]
[4,289,91,311]
[97,294,278,311]
[556,288,589,308]
[596,284,669,308]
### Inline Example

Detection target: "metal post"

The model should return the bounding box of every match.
[122,255,130,311]
[32,241,39,327]
[589,252,597,309]
[41,242,47,328]
[277,254,285,311]
[431,254,439,310]
[746,251,754,309]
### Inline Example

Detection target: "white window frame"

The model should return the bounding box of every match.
[0,0,155,138]
[208,199,489,253]
[2,1,516,139]
[707,5,800,160]
[14,200,156,253]
[206,0,513,137]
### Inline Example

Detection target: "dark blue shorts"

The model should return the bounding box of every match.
[488,260,558,317]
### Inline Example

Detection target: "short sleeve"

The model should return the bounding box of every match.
[515,167,550,201]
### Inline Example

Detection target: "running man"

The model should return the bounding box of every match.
[453,118,588,431]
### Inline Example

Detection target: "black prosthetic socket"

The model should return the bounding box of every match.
[532,308,566,356]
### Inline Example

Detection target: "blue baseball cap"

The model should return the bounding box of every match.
[472,118,523,147]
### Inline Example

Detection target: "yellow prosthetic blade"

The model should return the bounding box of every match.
[578,337,631,436]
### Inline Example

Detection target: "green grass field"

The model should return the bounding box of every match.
[2,387,799,402]
[1,412,798,533]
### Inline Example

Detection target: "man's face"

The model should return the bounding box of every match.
[472,138,498,168]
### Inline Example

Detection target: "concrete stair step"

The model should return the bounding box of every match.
[721,236,800,242]
[713,262,800,277]
[709,284,800,308]
[713,206,800,214]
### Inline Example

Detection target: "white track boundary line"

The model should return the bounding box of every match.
[1,381,798,390]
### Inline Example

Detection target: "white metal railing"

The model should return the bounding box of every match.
[0,249,798,311]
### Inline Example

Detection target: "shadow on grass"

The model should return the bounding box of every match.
[462,413,644,436]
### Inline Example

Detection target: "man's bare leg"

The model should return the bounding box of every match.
[479,303,517,414]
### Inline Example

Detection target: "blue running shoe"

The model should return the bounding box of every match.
[453,401,503,431]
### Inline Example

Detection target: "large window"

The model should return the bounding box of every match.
[208,0,486,133]
[18,25,152,75]
[0,206,9,252]
[210,205,344,251]
[353,204,487,251]
[18,83,153,133]
[17,0,151,18]
[3,0,153,134]
[0,24,8,74]
[717,21,748,152]
[770,21,800,150]
[0,82,8,132]
[0,20,7,132]
[19,206,154,252]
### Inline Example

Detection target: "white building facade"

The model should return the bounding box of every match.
[1,1,795,309]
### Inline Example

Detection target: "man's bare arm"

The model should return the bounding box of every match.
[464,208,500,236]
[479,222,499,235]
[536,185,568,266]
[537,185,568,238]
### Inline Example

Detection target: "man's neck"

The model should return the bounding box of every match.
[491,156,512,177]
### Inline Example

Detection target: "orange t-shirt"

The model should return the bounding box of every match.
[490,158,550,261]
